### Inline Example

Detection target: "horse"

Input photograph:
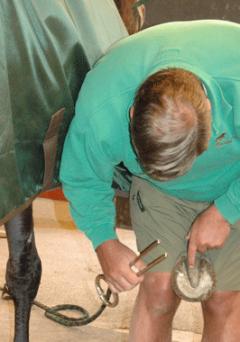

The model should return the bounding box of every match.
[0,1,144,341]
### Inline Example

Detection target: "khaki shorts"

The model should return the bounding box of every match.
[130,176,240,291]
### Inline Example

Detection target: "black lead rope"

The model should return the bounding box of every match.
[0,285,111,327]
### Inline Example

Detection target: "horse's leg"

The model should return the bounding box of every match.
[4,205,42,342]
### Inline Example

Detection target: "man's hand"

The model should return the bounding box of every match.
[96,239,145,293]
[187,205,230,267]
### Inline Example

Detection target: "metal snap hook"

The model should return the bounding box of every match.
[95,274,119,308]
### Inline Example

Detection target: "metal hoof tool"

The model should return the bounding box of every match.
[95,240,167,308]
[172,254,216,302]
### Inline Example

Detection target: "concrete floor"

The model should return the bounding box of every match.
[0,198,203,341]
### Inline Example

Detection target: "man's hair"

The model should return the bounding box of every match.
[131,68,211,181]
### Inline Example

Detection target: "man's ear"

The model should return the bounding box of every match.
[130,106,134,120]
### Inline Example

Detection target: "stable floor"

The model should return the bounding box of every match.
[0,198,202,341]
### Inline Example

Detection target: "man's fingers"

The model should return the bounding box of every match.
[187,243,197,268]
[107,271,143,293]
[197,245,208,254]
[130,259,146,280]
[107,280,122,293]
[108,276,133,293]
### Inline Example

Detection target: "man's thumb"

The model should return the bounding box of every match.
[187,242,196,268]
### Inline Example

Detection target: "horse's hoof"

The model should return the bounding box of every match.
[172,254,216,302]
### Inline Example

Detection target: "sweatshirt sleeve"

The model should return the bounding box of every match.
[60,113,121,249]
[214,178,240,224]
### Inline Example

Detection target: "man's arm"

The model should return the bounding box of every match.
[187,178,240,267]
[214,178,240,225]
[60,116,118,249]
[187,204,230,267]
[60,115,144,292]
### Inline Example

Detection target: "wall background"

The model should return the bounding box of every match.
[144,0,240,27]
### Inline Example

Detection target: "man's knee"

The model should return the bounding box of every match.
[139,272,180,316]
[202,291,240,316]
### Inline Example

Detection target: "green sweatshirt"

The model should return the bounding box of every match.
[60,20,240,249]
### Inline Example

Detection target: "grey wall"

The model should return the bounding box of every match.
[144,0,240,27]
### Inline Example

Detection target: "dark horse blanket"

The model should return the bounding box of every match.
[0,0,127,225]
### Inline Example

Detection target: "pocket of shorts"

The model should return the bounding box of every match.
[130,180,147,215]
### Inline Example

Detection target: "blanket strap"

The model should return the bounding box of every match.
[42,108,65,190]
